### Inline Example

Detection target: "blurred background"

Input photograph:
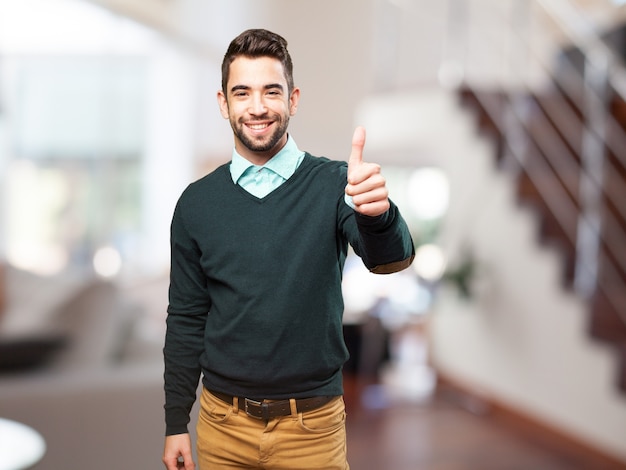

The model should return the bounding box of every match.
[1,0,626,468]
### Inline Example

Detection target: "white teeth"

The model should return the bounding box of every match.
[248,123,268,130]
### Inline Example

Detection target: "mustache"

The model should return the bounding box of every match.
[240,115,273,123]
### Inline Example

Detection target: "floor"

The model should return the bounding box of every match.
[342,374,626,470]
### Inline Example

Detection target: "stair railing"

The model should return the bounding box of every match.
[446,0,626,327]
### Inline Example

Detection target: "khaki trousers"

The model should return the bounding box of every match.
[196,387,350,469]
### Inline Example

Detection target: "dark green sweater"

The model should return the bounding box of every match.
[164,153,414,435]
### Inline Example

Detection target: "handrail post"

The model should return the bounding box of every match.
[574,47,611,299]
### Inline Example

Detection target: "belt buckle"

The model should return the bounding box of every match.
[244,398,267,420]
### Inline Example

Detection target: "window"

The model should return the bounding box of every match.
[0,0,198,277]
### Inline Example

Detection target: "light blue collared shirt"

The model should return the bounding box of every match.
[229,135,305,198]
[229,135,355,207]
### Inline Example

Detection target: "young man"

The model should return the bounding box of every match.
[162,29,414,470]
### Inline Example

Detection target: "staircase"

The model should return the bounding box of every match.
[457,15,626,392]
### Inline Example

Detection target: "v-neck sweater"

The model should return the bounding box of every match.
[164,153,415,435]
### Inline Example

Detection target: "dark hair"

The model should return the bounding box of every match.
[221,29,294,94]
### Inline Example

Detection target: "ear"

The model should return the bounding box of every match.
[289,87,300,117]
[217,90,229,119]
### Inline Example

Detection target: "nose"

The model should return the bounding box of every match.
[248,93,267,115]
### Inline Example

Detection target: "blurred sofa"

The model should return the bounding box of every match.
[0,267,183,469]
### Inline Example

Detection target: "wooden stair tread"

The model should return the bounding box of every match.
[458,85,626,393]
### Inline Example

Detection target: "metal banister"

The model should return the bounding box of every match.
[535,0,626,101]
[450,0,626,327]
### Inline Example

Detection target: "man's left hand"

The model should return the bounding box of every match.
[345,126,390,217]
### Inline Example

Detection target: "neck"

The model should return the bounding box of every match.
[235,135,288,166]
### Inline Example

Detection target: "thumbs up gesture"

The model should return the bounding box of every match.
[345,126,390,217]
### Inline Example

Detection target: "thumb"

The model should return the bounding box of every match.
[348,126,366,173]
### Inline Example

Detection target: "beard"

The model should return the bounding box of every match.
[231,114,290,154]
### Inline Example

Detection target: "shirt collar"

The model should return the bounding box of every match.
[229,135,304,183]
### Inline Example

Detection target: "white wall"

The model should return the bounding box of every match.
[419,90,626,464]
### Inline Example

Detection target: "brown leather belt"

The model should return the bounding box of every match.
[209,390,335,420]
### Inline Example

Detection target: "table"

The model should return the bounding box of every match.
[0,418,46,470]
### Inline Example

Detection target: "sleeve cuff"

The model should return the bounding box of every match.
[369,255,415,274]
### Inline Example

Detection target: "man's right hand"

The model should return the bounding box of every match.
[163,433,195,470]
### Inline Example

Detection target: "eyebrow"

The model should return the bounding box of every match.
[230,83,284,94]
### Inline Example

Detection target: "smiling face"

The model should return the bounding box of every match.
[218,56,300,165]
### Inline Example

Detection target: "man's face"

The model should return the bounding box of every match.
[218,56,300,164]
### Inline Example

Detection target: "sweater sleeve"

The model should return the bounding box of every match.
[163,313,205,435]
[164,198,211,435]
[337,165,415,274]
[351,202,415,274]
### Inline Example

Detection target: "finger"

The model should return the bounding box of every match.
[346,163,382,190]
[163,458,178,470]
[354,199,390,217]
[350,186,389,207]
[182,454,195,470]
[348,126,366,174]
